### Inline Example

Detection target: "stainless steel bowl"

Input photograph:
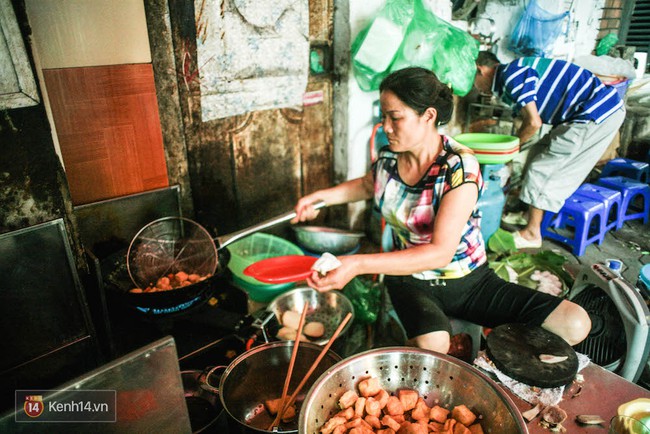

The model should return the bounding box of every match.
[266,286,355,345]
[299,347,529,434]
[292,226,364,255]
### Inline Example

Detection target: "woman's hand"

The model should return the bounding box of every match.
[291,195,325,223]
[306,256,359,292]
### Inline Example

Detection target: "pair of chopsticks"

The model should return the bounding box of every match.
[268,306,353,431]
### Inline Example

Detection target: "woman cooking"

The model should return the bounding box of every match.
[292,67,591,354]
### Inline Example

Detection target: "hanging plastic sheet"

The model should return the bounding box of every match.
[508,0,569,57]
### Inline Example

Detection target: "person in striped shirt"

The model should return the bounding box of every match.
[474,51,625,249]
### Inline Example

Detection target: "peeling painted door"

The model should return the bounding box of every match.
[166,0,334,236]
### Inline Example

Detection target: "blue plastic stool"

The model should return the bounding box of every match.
[596,176,650,228]
[573,183,622,232]
[601,158,650,183]
[541,195,608,256]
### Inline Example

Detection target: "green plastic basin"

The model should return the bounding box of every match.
[227,233,304,302]
[454,133,520,164]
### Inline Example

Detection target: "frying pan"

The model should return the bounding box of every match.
[126,201,326,290]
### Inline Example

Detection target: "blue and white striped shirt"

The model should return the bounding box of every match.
[493,57,623,125]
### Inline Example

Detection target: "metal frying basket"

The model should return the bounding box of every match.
[127,217,217,290]
[299,347,528,434]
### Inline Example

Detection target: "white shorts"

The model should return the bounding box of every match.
[519,107,626,213]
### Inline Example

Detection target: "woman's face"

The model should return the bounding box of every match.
[380,90,434,153]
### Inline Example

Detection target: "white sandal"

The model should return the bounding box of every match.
[512,231,542,249]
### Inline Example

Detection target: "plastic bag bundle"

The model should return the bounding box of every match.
[509,0,568,57]
[351,0,479,96]
[342,277,381,324]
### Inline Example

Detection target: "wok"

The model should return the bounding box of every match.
[101,247,231,311]
[126,201,326,291]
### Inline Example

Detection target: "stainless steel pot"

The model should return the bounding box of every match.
[299,347,529,434]
[181,370,222,433]
[203,341,341,433]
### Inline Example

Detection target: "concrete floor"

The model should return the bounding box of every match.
[502,208,650,285]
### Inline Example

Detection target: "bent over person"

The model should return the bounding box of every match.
[291,66,591,354]
[474,51,625,249]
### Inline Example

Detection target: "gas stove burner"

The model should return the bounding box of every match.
[134,293,210,316]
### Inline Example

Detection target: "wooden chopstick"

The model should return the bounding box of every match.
[280,312,353,414]
[268,301,309,430]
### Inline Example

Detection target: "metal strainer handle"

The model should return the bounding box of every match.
[215,200,326,249]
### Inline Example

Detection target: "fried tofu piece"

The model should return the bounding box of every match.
[320,416,347,434]
[336,406,354,420]
[444,418,457,432]
[345,417,373,430]
[382,415,402,432]
[451,405,477,426]
[281,404,296,422]
[453,423,472,434]
[376,389,390,409]
[339,390,359,409]
[411,398,431,421]
[430,405,450,423]
[377,429,396,434]
[468,423,484,434]
[264,397,283,415]
[358,377,382,397]
[349,427,374,434]
[364,414,381,429]
[397,389,419,412]
[385,396,405,416]
[354,396,367,418]
[365,396,382,417]
[396,421,427,434]
[332,425,347,434]
[428,421,445,432]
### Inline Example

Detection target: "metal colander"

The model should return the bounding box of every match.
[266,287,355,346]
[299,347,528,434]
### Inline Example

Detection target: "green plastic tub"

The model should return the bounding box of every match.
[454,133,520,164]
[227,233,304,302]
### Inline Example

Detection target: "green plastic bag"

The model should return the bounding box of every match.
[596,33,619,56]
[419,2,479,96]
[342,277,381,324]
[351,0,415,91]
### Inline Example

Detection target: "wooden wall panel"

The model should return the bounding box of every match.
[43,64,168,205]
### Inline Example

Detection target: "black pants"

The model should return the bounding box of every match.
[384,264,563,339]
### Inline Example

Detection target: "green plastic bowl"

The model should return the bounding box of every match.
[454,133,520,164]
[227,233,304,302]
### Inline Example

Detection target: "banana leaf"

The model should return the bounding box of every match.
[487,228,516,255]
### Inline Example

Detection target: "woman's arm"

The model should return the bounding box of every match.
[308,182,480,291]
[292,171,374,223]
